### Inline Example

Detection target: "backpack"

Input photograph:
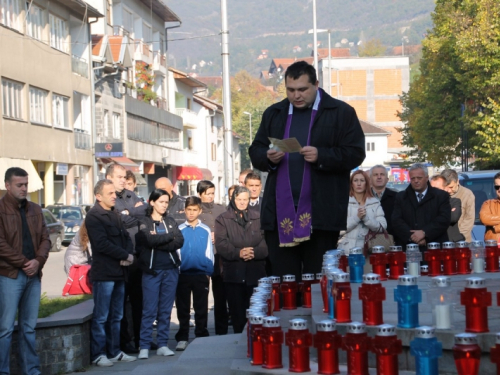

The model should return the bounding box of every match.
[62,264,92,295]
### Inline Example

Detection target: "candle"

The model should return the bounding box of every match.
[261,316,284,369]
[370,324,402,375]
[453,333,481,375]
[490,332,500,375]
[271,276,281,312]
[333,272,352,323]
[456,241,471,274]
[485,239,499,272]
[394,275,421,328]
[470,240,485,274]
[410,326,443,375]
[341,322,370,375]
[285,319,312,373]
[358,273,386,326]
[425,242,442,276]
[435,304,451,330]
[301,273,315,308]
[406,243,422,277]
[460,277,492,333]
[314,320,342,375]
[280,274,297,310]
[387,245,406,279]
[348,247,365,283]
[370,245,388,280]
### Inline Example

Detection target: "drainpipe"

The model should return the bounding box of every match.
[89,17,99,197]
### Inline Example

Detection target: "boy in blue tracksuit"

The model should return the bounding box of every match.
[174,196,214,351]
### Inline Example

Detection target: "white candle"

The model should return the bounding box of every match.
[407,262,420,276]
[435,303,451,329]
[472,258,484,273]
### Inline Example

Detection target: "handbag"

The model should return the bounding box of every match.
[62,250,92,296]
[364,225,394,254]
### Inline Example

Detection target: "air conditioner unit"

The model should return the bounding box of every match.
[186,129,193,138]
[74,166,81,178]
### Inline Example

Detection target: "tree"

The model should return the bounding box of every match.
[211,71,282,169]
[358,39,386,57]
[399,0,500,167]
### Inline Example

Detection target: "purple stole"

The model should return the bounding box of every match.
[275,91,321,247]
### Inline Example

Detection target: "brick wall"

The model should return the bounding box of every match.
[375,99,402,122]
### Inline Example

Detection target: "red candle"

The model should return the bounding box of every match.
[339,253,349,272]
[358,273,386,326]
[370,324,402,375]
[333,272,352,323]
[425,242,443,276]
[387,246,406,280]
[315,272,322,284]
[314,320,342,375]
[490,333,500,375]
[301,273,315,308]
[249,314,264,365]
[456,241,472,275]
[485,239,499,272]
[370,246,388,281]
[320,268,331,313]
[261,316,284,369]
[453,333,481,375]
[341,322,371,375]
[442,241,458,275]
[460,277,492,333]
[420,265,429,276]
[285,319,312,373]
[281,274,298,310]
[271,276,281,312]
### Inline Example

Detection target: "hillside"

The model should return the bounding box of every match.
[166,0,435,76]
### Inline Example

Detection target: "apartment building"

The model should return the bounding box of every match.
[0,0,102,205]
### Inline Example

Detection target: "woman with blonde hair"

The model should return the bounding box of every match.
[64,222,92,275]
[338,170,387,254]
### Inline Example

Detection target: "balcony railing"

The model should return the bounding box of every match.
[135,39,150,57]
[113,25,130,37]
[72,55,88,78]
[153,51,167,74]
[74,129,91,150]
[176,108,198,128]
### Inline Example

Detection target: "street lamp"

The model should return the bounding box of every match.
[308,28,332,95]
[243,111,253,168]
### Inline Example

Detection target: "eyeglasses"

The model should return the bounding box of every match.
[495,185,500,191]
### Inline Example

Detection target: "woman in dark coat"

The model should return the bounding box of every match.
[135,189,184,359]
[214,186,268,333]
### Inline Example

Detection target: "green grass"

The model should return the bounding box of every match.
[38,293,92,319]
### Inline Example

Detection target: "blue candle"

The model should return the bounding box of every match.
[394,275,421,328]
[410,326,443,375]
[348,247,365,283]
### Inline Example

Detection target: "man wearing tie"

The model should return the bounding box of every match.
[245,172,262,213]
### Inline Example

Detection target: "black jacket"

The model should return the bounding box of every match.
[449,197,465,242]
[215,209,268,285]
[167,192,186,225]
[200,201,226,276]
[114,188,146,249]
[85,203,133,281]
[135,216,184,274]
[380,188,397,236]
[392,183,451,248]
[248,88,365,232]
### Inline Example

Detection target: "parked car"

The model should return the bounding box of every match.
[46,205,86,244]
[387,182,409,192]
[42,209,65,252]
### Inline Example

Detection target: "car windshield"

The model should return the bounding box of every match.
[461,178,496,224]
[49,207,82,220]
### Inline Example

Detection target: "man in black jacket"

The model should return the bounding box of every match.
[86,179,136,367]
[392,163,451,251]
[370,165,397,236]
[155,177,186,225]
[249,61,365,280]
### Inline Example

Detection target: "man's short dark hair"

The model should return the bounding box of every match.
[125,170,136,183]
[285,61,317,85]
[94,179,114,196]
[5,167,28,183]
[244,172,261,184]
[494,172,500,181]
[185,196,202,209]
[197,180,215,195]
[105,163,125,178]
[430,175,446,184]
[440,169,459,185]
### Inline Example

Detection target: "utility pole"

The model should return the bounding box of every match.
[221,0,234,188]
[312,0,318,72]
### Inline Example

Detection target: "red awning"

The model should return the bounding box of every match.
[176,166,203,181]
[109,157,140,172]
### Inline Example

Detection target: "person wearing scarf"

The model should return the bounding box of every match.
[249,60,366,284]
[214,186,268,333]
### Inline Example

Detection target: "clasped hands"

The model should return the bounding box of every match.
[267,146,318,164]
[120,254,134,266]
[410,230,426,246]
[240,247,254,261]
[23,259,39,277]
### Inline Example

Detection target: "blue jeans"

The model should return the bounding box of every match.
[91,281,125,360]
[0,272,41,375]
[140,269,178,349]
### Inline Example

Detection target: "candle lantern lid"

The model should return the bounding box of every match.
[271,276,281,284]
[406,244,419,252]
[347,322,366,334]
[325,249,343,258]
[282,274,296,282]
[253,286,268,294]
[456,241,469,248]
[249,314,265,325]
[496,333,500,345]
[323,254,337,262]
[432,276,451,287]
[486,239,498,246]
[316,273,323,280]
[389,245,402,252]
[454,333,477,345]
[427,242,441,250]
[289,318,308,330]
[470,240,484,248]
[363,273,381,284]
[350,247,363,255]
[465,277,486,289]
[372,246,385,254]
[442,242,456,249]
[421,265,429,271]
[398,275,417,286]
[317,320,337,332]
[302,273,315,281]
[258,277,272,285]
[376,324,396,337]
[416,326,436,339]
[263,316,281,328]
[333,272,350,282]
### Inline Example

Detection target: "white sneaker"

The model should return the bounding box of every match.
[109,351,137,362]
[157,346,175,356]
[92,355,113,367]
[176,341,189,351]
[138,349,149,359]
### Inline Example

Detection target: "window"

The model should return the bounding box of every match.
[211,143,216,161]
[49,13,67,52]
[187,98,191,110]
[2,78,23,120]
[0,0,19,29]
[112,113,120,139]
[53,94,69,128]
[26,2,42,40]
[142,21,151,43]
[105,0,111,25]
[367,142,375,152]
[103,109,109,137]
[123,8,133,34]
[29,87,48,124]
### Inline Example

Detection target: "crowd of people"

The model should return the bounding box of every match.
[0,60,496,374]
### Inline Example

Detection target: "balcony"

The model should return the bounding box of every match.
[176,108,198,129]
[72,55,89,79]
[153,51,167,75]
[134,39,152,64]
[113,25,130,37]
[74,129,91,150]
